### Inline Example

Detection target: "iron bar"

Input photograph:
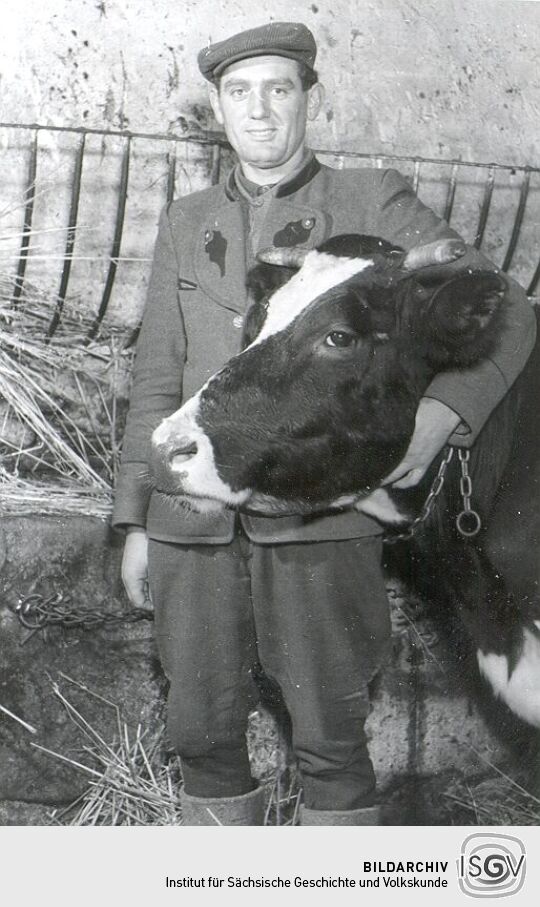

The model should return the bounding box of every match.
[210,143,221,186]
[474,167,495,249]
[315,148,540,174]
[0,120,228,149]
[1,122,538,173]
[443,163,458,223]
[527,257,540,298]
[501,170,531,273]
[166,149,176,206]
[12,129,39,303]
[47,132,86,338]
[86,135,131,340]
[412,160,421,194]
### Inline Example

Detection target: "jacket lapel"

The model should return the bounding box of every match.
[255,200,330,255]
[192,166,332,315]
[194,199,249,315]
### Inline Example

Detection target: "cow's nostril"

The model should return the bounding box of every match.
[169,440,198,467]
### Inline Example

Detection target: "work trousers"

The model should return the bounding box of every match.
[148,530,391,811]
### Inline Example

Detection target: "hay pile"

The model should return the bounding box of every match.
[445,768,540,826]
[37,675,183,826]
[34,675,300,826]
[0,224,132,516]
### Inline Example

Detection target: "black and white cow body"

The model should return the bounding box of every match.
[151,234,540,729]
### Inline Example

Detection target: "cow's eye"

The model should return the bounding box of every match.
[325,330,355,348]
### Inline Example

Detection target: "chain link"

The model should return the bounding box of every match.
[455,448,482,537]
[384,446,455,544]
[385,445,483,544]
[13,591,154,634]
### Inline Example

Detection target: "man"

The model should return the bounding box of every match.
[113,22,535,825]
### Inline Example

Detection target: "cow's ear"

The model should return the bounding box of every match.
[246,262,295,302]
[422,270,507,368]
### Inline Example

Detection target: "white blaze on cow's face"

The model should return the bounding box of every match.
[247,250,374,347]
[151,250,376,506]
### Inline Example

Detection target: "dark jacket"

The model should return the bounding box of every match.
[112,159,536,544]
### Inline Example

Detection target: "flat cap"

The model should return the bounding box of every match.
[198,22,317,82]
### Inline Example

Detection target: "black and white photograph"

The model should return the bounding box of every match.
[1,0,539,895]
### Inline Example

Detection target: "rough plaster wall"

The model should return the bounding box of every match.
[1,0,538,326]
[3,0,539,163]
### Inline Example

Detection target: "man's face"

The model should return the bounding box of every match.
[208,56,321,174]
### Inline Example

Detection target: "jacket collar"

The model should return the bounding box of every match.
[224,152,321,201]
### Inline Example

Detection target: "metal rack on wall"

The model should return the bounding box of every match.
[2,121,539,341]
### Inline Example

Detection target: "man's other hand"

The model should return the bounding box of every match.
[121,526,151,607]
[382,397,462,489]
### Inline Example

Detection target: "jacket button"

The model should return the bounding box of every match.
[302,217,315,229]
[233,315,244,329]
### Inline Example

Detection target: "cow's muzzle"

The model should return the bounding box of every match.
[150,412,251,507]
[150,415,200,491]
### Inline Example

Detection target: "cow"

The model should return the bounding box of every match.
[150,234,540,729]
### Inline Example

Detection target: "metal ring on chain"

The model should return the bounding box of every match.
[455,509,482,537]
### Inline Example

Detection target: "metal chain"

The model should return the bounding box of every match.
[455,448,482,538]
[385,445,483,544]
[384,446,455,544]
[13,591,154,634]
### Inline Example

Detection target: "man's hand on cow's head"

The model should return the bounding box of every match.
[382,397,462,489]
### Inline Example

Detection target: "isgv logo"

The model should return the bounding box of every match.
[458,833,526,898]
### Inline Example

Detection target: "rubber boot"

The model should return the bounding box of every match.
[299,804,381,826]
[180,786,266,826]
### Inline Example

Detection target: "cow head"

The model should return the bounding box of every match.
[150,235,506,517]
